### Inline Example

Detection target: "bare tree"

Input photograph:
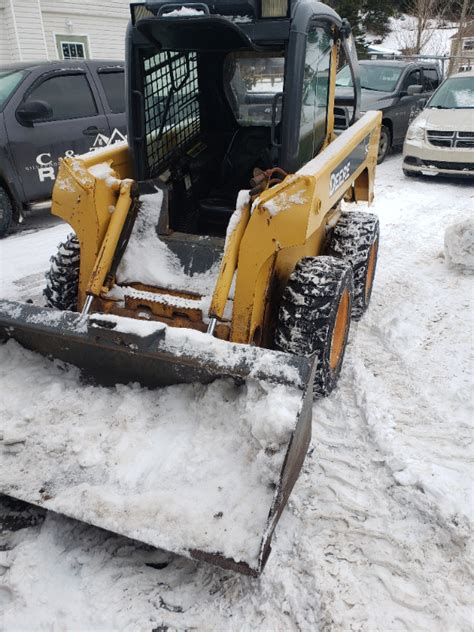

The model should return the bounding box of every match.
[449,0,471,74]
[396,0,449,55]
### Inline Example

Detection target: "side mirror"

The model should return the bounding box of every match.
[406,84,423,96]
[335,94,356,107]
[17,100,53,125]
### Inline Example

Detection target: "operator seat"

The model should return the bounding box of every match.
[198,126,274,234]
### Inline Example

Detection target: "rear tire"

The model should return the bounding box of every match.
[0,186,13,239]
[275,256,353,398]
[44,234,80,311]
[329,211,379,320]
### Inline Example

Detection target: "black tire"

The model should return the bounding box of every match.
[275,256,353,398]
[329,211,379,320]
[0,186,13,239]
[377,125,391,164]
[43,234,80,311]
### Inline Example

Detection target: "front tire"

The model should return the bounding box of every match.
[275,257,353,398]
[43,234,80,311]
[377,125,391,164]
[0,186,13,238]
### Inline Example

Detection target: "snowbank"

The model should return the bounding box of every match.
[371,15,458,57]
[0,223,70,302]
[444,219,474,272]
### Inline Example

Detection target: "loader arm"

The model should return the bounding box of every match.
[51,142,133,309]
[210,110,381,345]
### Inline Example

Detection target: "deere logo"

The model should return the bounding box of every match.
[330,161,351,196]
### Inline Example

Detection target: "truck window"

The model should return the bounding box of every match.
[423,69,440,91]
[98,71,125,113]
[404,69,421,90]
[299,24,332,164]
[24,74,98,121]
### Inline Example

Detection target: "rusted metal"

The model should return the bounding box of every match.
[249,167,288,198]
[97,282,231,338]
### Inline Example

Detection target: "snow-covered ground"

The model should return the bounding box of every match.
[0,155,473,631]
[367,14,458,59]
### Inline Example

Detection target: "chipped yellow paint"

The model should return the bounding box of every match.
[51,143,132,309]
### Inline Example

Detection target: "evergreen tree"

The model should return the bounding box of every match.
[327,0,368,51]
[363,0,395,37]
[328,0,394,50]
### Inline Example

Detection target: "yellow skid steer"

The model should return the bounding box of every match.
[0,0,381,575]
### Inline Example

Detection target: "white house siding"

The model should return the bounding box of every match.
[40,0,130,60]
[0,0,131,64]
[1,1,21,63]
[9,0,49,62]
[0,8,10,64]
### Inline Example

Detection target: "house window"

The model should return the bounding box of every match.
[62,42,85,59]
[463,39,474,51]
[56,35,90,60]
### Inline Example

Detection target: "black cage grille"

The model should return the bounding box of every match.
[143,51,200,177]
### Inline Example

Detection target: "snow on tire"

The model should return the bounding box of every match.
[43,234,80,311]
[275,256,353,398]
[0,186,13,239]
[329,210,379,320]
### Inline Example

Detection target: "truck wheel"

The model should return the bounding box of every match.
[377,125,391,164]
[43,234,80,311]
[329,211,379,320]
[0,186,13,238]
[275,256,353,398]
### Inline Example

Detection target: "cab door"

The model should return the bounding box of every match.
[7,69,110,202]
[297,23,333,168]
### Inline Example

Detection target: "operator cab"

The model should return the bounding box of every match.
[127,0,360,237]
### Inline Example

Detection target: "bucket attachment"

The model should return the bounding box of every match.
[0,299,316,575]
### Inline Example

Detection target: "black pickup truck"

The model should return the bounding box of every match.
[335,59,442,162]
[0,60,126,237]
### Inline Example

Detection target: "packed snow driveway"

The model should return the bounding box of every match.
[0,156,472,631]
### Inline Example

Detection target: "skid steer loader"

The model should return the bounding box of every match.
[0,0,381,575]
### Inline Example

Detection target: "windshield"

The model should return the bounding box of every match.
[336,64,403,93]
[427,75,474,109]
[0,69,27,110]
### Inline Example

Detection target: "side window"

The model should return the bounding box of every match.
[25,74,98,121]
[423,69,440,91]
[98,71,125,113]
[404,69,421,90]
[299,24,332,165]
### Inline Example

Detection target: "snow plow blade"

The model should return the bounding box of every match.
[0,299,316,576]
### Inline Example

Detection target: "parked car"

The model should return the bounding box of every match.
[0,60,126,237]
[403,71,474,178]
[336,60,442,163]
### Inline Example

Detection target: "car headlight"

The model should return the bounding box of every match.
[406,124,425,141]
